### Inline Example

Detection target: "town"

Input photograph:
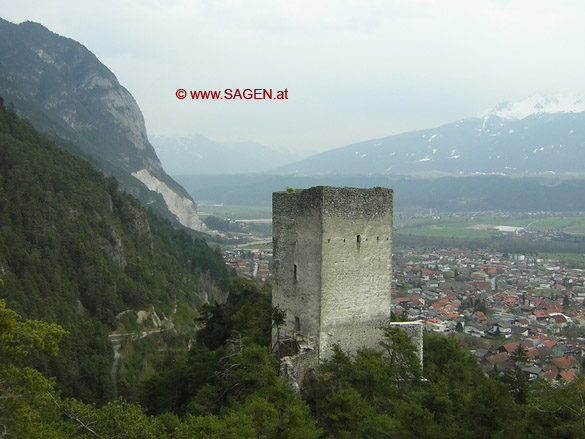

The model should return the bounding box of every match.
[223,243,585,384]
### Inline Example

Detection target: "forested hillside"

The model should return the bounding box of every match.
[0,98,228,403]
[0,18,205,231]
[4,281,585,438]
[3,98,585,438]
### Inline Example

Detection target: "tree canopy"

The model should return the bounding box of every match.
[0,98,228,403]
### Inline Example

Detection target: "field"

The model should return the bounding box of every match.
[395,226,493,239]
[197,204,272,220]
[201,203,585,232]
[206,203,585,261]
[538,252,585,262]
[395,215,585,239]
[524,217,585,234]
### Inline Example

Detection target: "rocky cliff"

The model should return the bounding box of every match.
[0,17,206,231]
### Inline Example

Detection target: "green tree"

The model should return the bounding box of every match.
[501,346,531,405]
[525,377,585,438]
[272,305,286,337]
[196,277,272,349]
[320,386,398,439]
[0,299,66,438]
[172,411,257,439]
[176,343,319,439]
[139,346,222,416]
[466,379,524,439]
[0,105,229,403]
[0,299,66,360]
[379,325,422,383]
[55,398,167,439]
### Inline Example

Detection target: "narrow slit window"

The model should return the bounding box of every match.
[294,264,298,282]
[356,235,361,243]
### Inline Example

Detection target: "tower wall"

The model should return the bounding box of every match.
[319,187,393,358]
[272,188,323,345]
[272,186,393,360]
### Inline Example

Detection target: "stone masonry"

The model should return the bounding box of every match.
[272,186,395,362]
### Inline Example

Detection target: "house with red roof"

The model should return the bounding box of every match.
[560,369,577,383]
[551,355,578,371]
[474,311,487,322]
[532,311,548,321]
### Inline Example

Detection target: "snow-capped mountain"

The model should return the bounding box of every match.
[482,94,585,120]
[276,95,585,176]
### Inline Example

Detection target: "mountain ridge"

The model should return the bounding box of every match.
[151,134,299,175]
[274,100,585,177]
[480,93,585,120]
[0,17,206,232]
[175,172,585,212]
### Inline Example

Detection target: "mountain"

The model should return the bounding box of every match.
[276,94,585,176]
[482,94,585,120]
[0,18,206,231]
[151,134,299,175]
[0,102,228,403]
[175,173,585,212]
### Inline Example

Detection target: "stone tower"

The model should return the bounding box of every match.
[272,186,393,361]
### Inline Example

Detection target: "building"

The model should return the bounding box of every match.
[272,187,422,389]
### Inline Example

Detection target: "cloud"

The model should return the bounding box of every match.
[3,0,585,153]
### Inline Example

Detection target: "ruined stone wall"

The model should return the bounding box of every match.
[319,187,393,359]
[279,346,319,392]
[273,186,393,361]
[272,188,323,346]
[272,187,426,389]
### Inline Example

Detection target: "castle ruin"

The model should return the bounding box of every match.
[272,186,422,387]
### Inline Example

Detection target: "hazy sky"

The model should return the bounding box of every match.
[4,0,585,156]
